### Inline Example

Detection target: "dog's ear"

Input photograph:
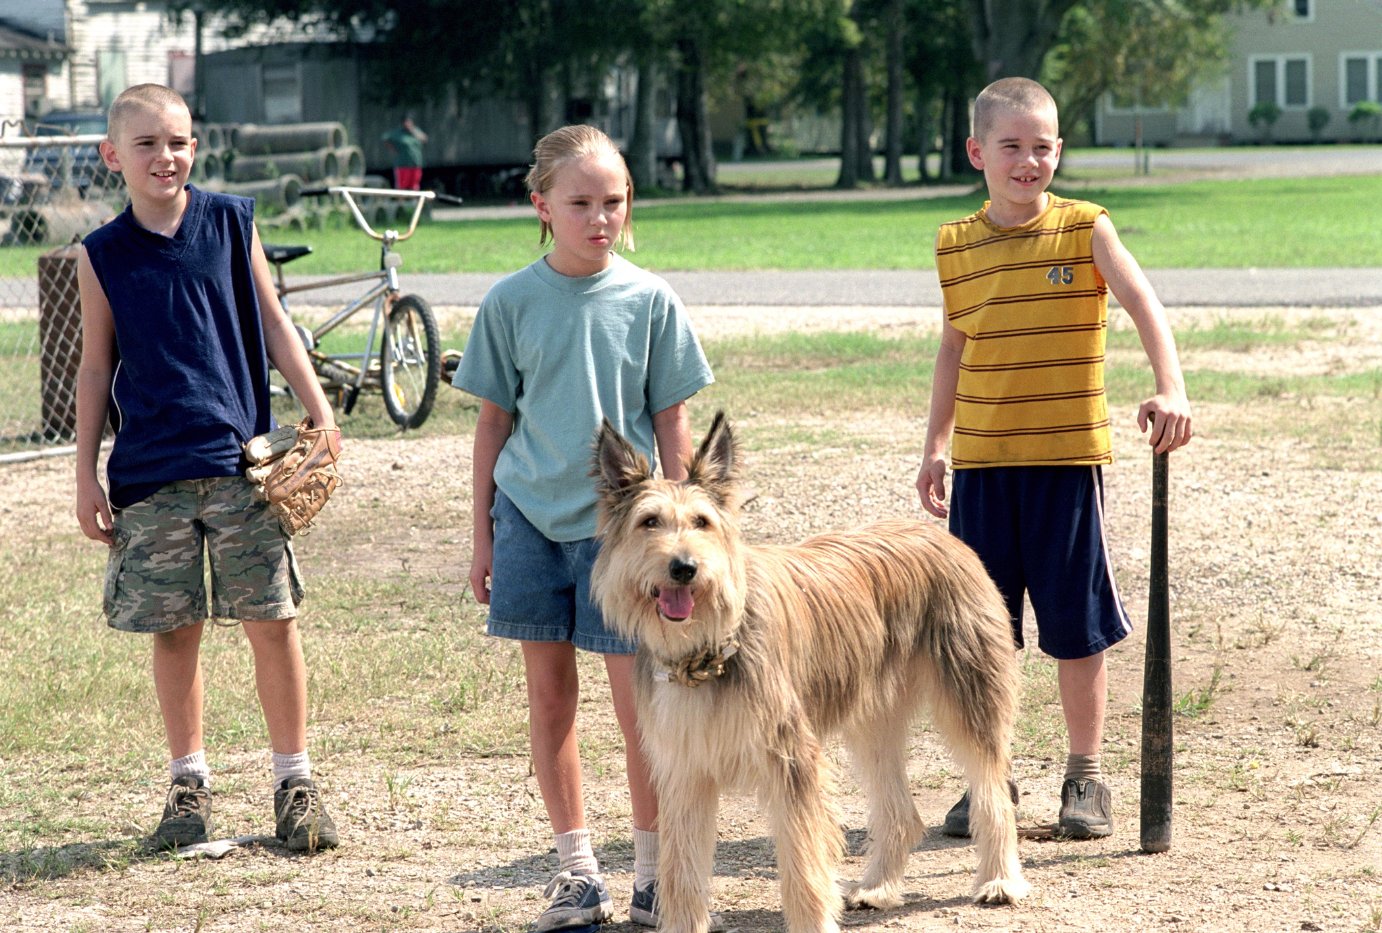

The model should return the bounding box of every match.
[592,417,653,496]
[687,411,740,503]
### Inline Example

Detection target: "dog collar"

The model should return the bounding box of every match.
[655,639,739,688]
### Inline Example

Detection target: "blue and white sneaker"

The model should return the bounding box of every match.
[630,881,727,931]
[534,871,613,932]
[629,881,659,926]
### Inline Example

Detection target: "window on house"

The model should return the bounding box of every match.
[1345,57,1368,104]
[97,49,127,108]
[1254,60,1277,106]
[22,64,47,117]
[1284,59,1308,106]
[1342,54,1382,106]
[1253,56,1310,108]
[262,63,302,124]
[1293,0,1311,20]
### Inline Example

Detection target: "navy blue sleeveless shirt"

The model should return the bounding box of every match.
[83,186,273,508]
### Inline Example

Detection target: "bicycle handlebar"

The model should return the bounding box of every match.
[327,186,434,243]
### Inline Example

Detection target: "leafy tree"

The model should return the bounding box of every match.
[1044,0,1271,148]
[966,0,1080,81]
[638,0,842,193]
[880,0,907,185]
[904,0,981,181]
[835,2,878,187]
[190,0,650,182]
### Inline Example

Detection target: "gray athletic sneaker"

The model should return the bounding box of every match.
[274,777,340,852]
[154,775,212,849]
[534,871,613,932]
[939,779,1021,838]
[1058,778,1114,839]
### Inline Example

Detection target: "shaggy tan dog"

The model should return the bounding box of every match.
[590,412,1029,933]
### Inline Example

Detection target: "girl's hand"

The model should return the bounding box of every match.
[469,538,494,605]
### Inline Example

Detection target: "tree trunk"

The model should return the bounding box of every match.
[857,76,876,184]
[674,37,716,193]
[523,63,551,148]
[628,55,660,193]
[883,0,906,186]
[947,85,971,177]
[916,93,933,184]
[836,44,861,188]
[966,0,1078,81]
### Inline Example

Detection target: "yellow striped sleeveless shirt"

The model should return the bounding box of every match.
[935,197,1113,468]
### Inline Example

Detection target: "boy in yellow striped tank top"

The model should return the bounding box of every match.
[916,77,1192,840]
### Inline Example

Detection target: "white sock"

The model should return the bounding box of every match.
[170,749,210,787]
[271,749,312,788]
[554,828,599,876]
[633,827,659,891]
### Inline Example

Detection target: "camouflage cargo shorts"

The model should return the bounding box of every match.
[104,476,304,633]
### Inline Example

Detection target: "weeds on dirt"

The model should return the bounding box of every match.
[1345,808,1382,850]
[1174,662,1225,718]
[1239,610,1290,648]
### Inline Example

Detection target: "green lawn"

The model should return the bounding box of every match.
[3,172,1378,278]
[310,173,1382,273]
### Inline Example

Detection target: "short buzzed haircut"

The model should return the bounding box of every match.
[107,84,190,141]
[971,77,1058,142]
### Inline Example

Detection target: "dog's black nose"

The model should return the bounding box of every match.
[669,557,698,584]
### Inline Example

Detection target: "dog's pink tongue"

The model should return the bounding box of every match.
[658,586,694,621]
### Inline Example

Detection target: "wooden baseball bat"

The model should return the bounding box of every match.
[1140,449,1173,853]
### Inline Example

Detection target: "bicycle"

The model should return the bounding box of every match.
[263,185,445,429]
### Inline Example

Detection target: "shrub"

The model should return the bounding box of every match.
[1248,101,1282,142]
[1348,100,1382,142]
[1307,106,1331,142]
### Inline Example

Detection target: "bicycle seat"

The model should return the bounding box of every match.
[262,244,314,265]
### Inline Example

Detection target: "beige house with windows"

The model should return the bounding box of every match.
[1096,0,1382,145]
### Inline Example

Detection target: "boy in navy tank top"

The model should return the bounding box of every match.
[74,84,341,852]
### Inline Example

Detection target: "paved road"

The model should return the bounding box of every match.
[300,267,1382,309]
[2,266,1374,310]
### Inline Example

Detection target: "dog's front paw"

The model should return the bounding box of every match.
[972,876,1031,905]
[842,881,905,911]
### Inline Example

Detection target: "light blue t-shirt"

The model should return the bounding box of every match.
[453,254,714,541]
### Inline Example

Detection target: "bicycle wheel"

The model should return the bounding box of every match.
[380,293,441,428]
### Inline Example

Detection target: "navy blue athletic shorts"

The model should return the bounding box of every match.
[949,465,1131,660]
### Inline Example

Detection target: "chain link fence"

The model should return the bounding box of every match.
[0,132,126,462]
[0,119,385,462]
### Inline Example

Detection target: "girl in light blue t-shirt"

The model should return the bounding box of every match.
[453,124,713,929]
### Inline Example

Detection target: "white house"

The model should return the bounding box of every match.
[0,0,298,124]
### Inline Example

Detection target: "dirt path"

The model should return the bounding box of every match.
[0,304,1379,932]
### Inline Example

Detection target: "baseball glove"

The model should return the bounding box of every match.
[243,419,343,535]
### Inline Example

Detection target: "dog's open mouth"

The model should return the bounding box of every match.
[653,585,695,622]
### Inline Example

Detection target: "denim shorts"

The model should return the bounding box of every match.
[486,490,635,655]
[949,465,1132,660]
[104,477,304,634]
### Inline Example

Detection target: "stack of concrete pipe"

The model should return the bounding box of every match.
[195,121,370,227]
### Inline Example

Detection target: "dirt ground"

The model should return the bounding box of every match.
[1,304,1379,932]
